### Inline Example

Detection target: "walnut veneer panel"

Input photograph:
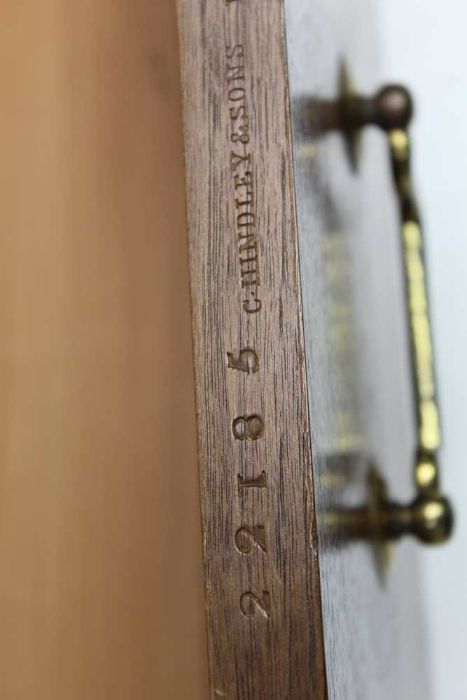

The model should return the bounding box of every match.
[178,1,327,698]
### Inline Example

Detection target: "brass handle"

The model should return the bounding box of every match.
[305,80,454,545]
[335,85,454,544]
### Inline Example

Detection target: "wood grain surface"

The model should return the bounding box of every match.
[178,1,327,698]
[0,2,208,698]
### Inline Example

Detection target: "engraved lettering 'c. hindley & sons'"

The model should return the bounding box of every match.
[226,42,262,315]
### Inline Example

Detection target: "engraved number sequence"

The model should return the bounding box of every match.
[228,346,270,620]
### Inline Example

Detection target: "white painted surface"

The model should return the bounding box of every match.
[376,3,467,698]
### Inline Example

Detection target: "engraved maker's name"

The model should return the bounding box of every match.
[225,43,261,314]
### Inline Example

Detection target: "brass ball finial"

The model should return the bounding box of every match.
[374,84,414,131]
[410,494,454,545]
[379,490,454,545]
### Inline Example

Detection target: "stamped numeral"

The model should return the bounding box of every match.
[232,414,264,440]
[238,471,267,489]
[235,525,266,554]
[240,591,271,619]
[227,347,259,374]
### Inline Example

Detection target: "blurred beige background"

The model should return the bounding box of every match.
[0,2,207,698]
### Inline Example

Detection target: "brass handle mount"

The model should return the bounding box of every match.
[319,84,454,545]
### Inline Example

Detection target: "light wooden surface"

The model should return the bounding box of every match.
[0,2,208,698]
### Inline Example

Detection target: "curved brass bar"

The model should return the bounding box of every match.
[378,87,452,543]
[312,84,454,545]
